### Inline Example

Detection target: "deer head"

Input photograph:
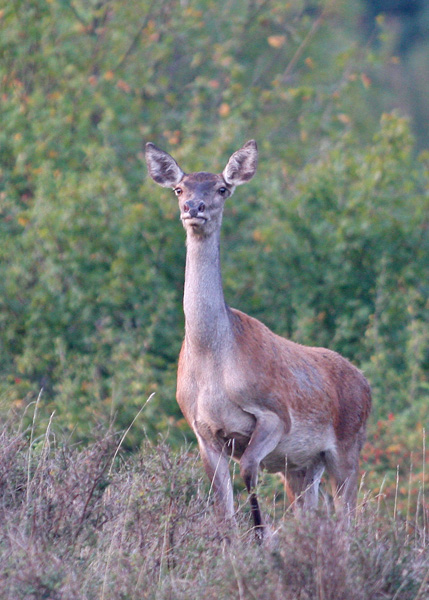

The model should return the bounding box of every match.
[145,140,258,237]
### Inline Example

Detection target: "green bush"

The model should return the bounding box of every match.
[0,0,427,445]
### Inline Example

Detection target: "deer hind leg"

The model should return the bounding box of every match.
[324,441,361,519]
[239,410,284,541]
[283,462,325,513]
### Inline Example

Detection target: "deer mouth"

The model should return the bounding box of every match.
[182,216,207,226]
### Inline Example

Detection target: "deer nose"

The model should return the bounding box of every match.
[184,201,205,217]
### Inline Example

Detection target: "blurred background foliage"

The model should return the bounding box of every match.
[0,0,428,465]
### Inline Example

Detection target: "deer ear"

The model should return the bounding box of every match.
[145,143,184,188]
[222,140,258,186]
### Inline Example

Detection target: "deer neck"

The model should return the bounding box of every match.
[183,230,232,352]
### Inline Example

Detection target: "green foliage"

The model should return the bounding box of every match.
[0,0,427,446]
[236,113,428,422]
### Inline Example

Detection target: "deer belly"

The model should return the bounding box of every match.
[261,420,337,473]
[218,431,251,460]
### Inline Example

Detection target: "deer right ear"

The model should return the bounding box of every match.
[145,143,184,188]
[222,140,258,187]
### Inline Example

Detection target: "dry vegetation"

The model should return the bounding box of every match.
[0,411,428,600]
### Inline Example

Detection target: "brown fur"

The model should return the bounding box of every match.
[177,306,371,470]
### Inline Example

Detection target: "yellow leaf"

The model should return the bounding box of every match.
[386,444,402,454]
[73,22,87,34]
[337,113,351,125]
[167,131,180,145]
[117,79,131,93]
[185,8,203,18]
[218,103,230,117]
[361,73,371,89]
[268,35,286,49]
[49,91,62,101]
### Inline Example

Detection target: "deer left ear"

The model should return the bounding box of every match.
[145,143,184,188]
[222,140,258,186]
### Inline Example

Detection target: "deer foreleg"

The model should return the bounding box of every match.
[196,434,235,521]
[239,410,284,539]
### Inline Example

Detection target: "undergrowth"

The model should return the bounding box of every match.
[0,415,427,600]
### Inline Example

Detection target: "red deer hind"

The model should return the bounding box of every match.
[145,140,371,541]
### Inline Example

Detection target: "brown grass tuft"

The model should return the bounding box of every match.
[0,419,427,600]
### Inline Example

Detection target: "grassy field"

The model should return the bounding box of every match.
[0,412,428,600]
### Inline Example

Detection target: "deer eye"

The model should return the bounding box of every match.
[174,187,183,196]
[218,187,228,196]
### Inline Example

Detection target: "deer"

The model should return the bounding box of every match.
[145,140,371,542]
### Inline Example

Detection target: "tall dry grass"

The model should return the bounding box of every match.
[0,411,427,600]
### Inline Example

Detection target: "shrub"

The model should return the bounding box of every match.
[0,417,427,600]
